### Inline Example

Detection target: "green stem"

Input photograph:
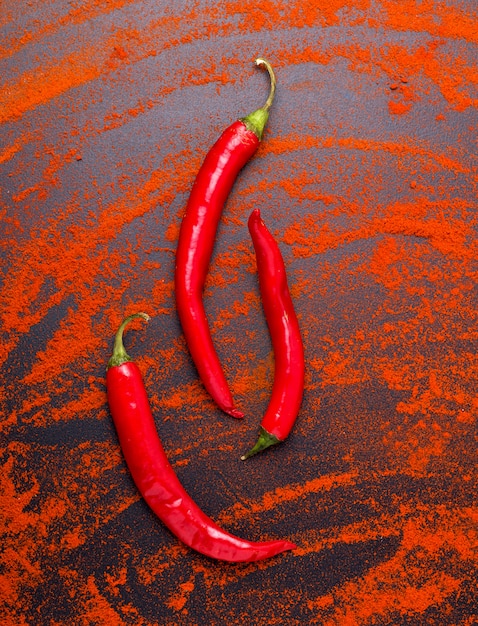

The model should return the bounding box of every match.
[107,312,150,369]
[241,427,281,460]
[241,58,277,141]
[255,58,276,112]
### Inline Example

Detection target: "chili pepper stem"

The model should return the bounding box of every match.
[107,312,150,369]
[241,58,276,141]
[241,427,281,460]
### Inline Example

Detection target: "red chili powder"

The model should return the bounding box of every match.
[1,0,477,624]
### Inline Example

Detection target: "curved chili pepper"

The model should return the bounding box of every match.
[106,313,296,561]
[175,58,276,418]
[242,210,305,459]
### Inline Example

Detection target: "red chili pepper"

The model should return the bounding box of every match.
[106,313,296,561]
[175,58,276,418]
[242,210,305,459]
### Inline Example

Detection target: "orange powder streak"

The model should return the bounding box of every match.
[262,133,469,174]
[376,0,478,44]
[0,0,137,61]
[217,470,359,525]
[0,29,145,124]
[309,504,476,625]
[282,198,476,263]
[278,37,478,112]
[0,149,198,367]
[0,136,33,164]
[377,41,478,112]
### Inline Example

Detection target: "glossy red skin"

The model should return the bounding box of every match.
[106,360,296,561]
[175,120,260,418]
[248,209,305,440]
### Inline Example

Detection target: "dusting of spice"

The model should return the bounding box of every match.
[1,0,477,624]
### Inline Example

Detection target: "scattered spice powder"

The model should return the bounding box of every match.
[1,0,477,624]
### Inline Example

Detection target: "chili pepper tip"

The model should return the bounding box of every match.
[226,407,245,419]
[241,427,281,460]
[107,312,150,370]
